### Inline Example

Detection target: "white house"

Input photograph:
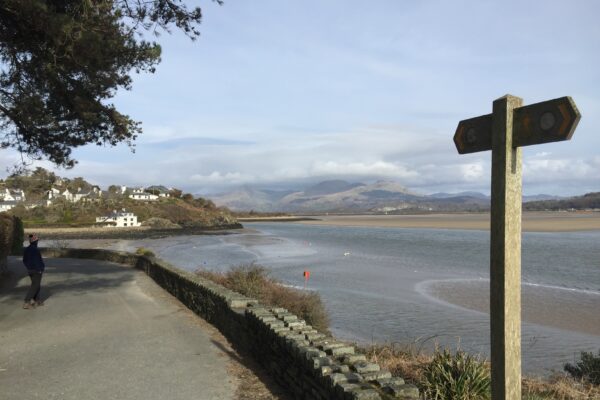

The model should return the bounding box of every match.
[146,185,171,198]
[96,210,141,228]
[61,188,74,202]
[129,188,158,201]
[0,201,17,212]
[45,187,61,206]
[0,188,26,202]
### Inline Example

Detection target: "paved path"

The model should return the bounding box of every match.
[0,256,236,400]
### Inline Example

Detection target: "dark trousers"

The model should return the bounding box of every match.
[25,273,42,302]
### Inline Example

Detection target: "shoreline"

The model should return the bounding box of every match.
[25,225,243,240]
[290,211,600,232]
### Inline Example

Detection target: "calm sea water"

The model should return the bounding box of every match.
[108,223,600,375]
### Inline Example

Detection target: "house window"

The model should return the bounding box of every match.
[124,223,127,226]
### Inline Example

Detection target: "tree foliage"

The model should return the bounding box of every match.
[524,192,600,211]
[0,0,218,167]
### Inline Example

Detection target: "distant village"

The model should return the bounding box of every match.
[0,179,175,228]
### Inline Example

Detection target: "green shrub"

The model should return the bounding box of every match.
[135,247,155,257]
[197,264,330,333]
[422,349,491,400]
[564,350,600,385]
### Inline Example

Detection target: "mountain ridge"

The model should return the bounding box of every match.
[210,180,567,213]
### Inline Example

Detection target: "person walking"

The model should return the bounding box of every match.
[22,234,45,309]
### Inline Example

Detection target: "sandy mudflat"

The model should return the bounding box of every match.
[294,212,600,232]
[426,280,600,337]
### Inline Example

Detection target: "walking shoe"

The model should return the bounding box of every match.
[36,300,44,306]
[23,302,32,309]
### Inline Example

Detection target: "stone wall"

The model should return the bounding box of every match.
[41,248,420,400]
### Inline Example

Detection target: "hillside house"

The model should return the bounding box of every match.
[0,201,17,212]
[129,188,158,201]
[95,210,141,228]
[45,188,61,206]
[46,186,103,205]
[0,188,26,202]
[61,188,74,202]
[145,185,171,198]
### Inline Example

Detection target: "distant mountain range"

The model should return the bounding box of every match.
[210,180,563,213]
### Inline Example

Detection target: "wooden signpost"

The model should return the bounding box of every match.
[453,95,580,400]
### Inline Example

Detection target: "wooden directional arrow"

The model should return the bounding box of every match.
[453,96,580,153]
[513,96,581,147]
[453,113,492,154]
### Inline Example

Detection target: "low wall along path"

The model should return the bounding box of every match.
[41,248,420,400]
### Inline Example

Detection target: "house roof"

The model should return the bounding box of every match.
[145,185,170,193]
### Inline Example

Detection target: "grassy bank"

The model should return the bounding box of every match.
[196,264,329,333]
[362,343,600,399]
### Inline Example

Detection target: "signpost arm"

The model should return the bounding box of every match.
[490,95,523,400]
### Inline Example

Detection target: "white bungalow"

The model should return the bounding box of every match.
[96,210,141,228]
[129,188,158,201]
[146,185,171,198]
[0,201,17,212]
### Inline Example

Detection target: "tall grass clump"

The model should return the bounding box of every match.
[361,342,431,385]
[197,263,329,333]
[421,349,490,400]
[522,374,600,400]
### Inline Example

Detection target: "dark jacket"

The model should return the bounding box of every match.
[23,241,45,273]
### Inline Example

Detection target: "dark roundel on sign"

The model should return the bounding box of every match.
[466,128,477,144]
[539,111,556,132]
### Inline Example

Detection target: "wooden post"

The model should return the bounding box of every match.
[490,95,523,400]
[454,94,580,400]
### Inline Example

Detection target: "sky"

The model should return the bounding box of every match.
[1,0,599,196]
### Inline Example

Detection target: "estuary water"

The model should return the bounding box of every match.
[107,222,600,375]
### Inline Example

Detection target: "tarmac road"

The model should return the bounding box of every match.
[0,256,235,400]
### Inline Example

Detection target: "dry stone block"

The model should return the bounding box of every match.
[348,389,381,400]
[362,370,392,382]
[351,362,380,374]
[342,354,367,364]
[285,320,306,328]
[311,356,334,369]
[305,332,326,341]
[335,382,361,398]
[381,383,419,399]
[327,372,363,385]
[279,314,298,322]
[375,377,405,387]
[328,346,355,357]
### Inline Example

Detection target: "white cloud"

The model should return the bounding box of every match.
[189,171,249,184]
[310,160,418,179]
[459,162,485,181]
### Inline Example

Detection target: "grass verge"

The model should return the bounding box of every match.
[196,263,329,333]
[363,343,600,400]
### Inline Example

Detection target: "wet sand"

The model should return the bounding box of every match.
[295,212,600,232]
[424,280,600,337]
